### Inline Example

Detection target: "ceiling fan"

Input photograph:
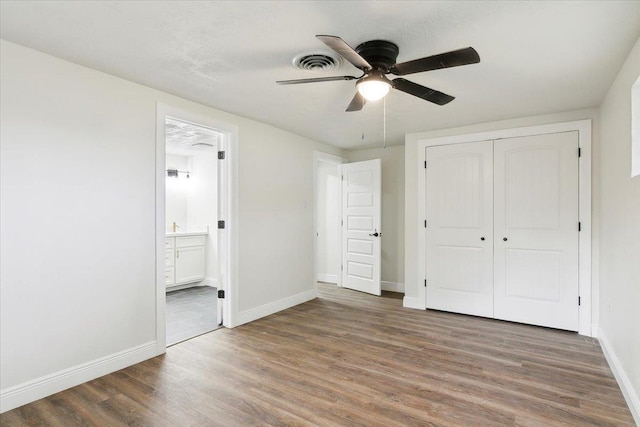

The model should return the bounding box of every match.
[277,35,480,112]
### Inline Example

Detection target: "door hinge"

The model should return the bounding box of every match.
[424,219,427,228]
[341,175,344,181]
[578,147,581,158]
[218,151,225,160]
[424,160,427,169]
[341,219,343,226]
[424,279,427,287]
[218,220,226,229]
[578,221,581,232]
[341,265,343,271]
[578,296,581,306]
[218,290,225,299]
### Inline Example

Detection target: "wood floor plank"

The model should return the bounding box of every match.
[1,283,634,426]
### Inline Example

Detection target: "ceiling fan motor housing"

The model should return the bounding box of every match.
[355,40,399,71]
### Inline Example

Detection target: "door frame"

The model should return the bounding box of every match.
[414,119,593,336]
[313,152,345,290]
[155,102,239,355]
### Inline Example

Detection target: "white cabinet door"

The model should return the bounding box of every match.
[175,246,206,285]
[425,141,494,317]
[494,132,579,331]
[341,159,381,295]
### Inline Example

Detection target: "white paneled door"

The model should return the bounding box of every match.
[341,159,381,295]
[425,141,494,317]
[494,132,579,331]
[424,132,579,331]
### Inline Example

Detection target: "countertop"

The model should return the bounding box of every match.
[166,231,209,237]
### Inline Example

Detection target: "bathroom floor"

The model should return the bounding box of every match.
[166,286,219,346]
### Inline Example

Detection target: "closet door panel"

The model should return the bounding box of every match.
[494,132,579,331]
[425,141,494,317]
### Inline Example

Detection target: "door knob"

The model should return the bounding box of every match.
[503,237,508,241]
[481,237,485,241]
[369,232,379,237]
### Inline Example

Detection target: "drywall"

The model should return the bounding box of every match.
[234,123,343,312]
[186,152,218,283]
[316,161,340,283]
[404,109,600,317]
[598,37,640,422]
[0,39,343,411]
[348,146,405,288]
[165,154,189,230]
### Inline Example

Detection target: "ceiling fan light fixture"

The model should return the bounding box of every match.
[357,79,391,101]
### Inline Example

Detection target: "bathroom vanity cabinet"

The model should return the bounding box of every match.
[165,233,206,287]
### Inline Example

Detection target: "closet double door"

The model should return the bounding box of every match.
[425,132,579,331]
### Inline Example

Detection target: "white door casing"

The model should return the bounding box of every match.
[420,129,581,332]
[341,159,381,296]
[493,132,579,331]
[156,102,239,354]
[414,120,591,336]
[425,141,494,317]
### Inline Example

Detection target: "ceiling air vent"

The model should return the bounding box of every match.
[293,51,341,72]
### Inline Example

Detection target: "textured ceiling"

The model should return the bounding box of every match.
[1,1,639,149]
[165,118,219,156]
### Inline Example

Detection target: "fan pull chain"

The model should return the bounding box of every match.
[383,96,387,149]
[361,107,365,142]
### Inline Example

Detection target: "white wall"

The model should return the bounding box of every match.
[598,37,640,422]
[404,108,600,315]
[186,152,218,283]
[0,39,343,411]
[236,122,344,313]
[348,146,405,290]
[316,161,340,283]
[165,154,189,230]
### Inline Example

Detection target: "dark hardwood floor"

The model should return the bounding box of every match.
[1,283,634,426]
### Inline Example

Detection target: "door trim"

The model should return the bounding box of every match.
[414,120,592,336]
[155,102,239,355]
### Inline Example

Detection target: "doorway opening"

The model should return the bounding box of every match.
[155,103,238,352]
[314,153,342,287]
[313,153,382,296]
[164,117,221,345]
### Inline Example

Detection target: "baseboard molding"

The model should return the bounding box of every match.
[382,281,405,293]
[317,273,338,284]
[590,323,599,338]
[235,288,317,327]
[403,296,425,310]
[599,330,640,424]
[0,341,157,413]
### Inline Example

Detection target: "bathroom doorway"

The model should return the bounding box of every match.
[164,117,220,345]
[155,103,237,351]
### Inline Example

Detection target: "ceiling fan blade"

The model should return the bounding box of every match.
[276,75,357,85]
[392,78,455,105]
[316,35,372,71]
[345,92,366,112]
[391,47,480,76]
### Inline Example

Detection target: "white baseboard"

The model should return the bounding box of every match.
[590,323,599,338]
[0,341,157,414]
[599,330,640,424]
[235,288,317,327]
[317,273,338,284]
[403,296,425,310]
[381,281,405,293]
